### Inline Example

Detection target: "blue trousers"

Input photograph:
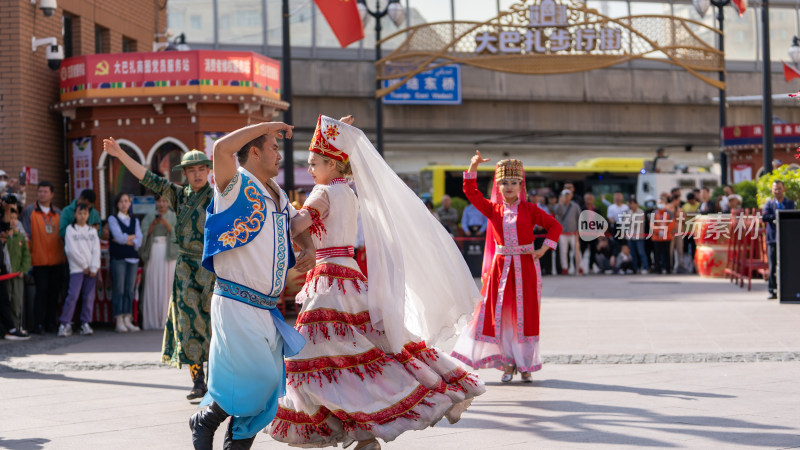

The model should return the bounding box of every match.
[629,239,648,271]
[111,259,138,317]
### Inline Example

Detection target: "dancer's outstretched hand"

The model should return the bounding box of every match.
[468,150,490,172]
[294,247,316,273]
[340,115,355,126]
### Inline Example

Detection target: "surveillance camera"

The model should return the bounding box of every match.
[46,44,64,71]
[39,0,57,17]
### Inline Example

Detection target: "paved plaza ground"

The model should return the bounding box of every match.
[1,274,800,449]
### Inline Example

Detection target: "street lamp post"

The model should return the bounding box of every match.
[357,0,405,157]
[694,0,731,185]
[761,0,774,176]
[282,0,294,193]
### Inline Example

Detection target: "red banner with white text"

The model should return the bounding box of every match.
[59,50,281,101]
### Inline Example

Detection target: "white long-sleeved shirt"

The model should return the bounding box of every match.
[65,223,101,274]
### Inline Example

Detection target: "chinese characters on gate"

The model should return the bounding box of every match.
[475,0,623,55]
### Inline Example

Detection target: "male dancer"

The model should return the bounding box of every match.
[102,139,215,400]
[190,121,314,449]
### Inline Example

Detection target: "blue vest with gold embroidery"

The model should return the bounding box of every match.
[200,172,304,359]
[202,172,295,277]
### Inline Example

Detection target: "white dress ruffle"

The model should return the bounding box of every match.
[266,183,485,447]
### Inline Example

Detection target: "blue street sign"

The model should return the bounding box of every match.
[382,65,462,105]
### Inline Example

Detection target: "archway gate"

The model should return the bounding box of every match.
[376,0,724,97]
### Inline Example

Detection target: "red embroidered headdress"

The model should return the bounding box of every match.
[309,115,349,163]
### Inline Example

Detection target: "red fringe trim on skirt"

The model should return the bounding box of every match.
[287,348,392,387]
[272,407,334,441]
[273,384,437,438]
[303,263,368,295]
[297,309,384,344]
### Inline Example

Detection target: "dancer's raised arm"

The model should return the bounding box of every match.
[103,137,147,180]
[463,150,494,217]
[212,122,294,191]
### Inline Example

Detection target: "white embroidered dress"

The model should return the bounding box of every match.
[267,179,485,447]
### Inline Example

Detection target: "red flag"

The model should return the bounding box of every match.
[314,0,365,48]
[732,0,746,17]
[783,61,800,82]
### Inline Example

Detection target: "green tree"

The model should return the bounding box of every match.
[756,165,800,208]
[733,180,758,209]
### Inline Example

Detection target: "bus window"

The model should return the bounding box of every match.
[419,170,433,197]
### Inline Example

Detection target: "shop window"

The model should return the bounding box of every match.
[724,7,757,61]
[168,11,185,30]
[768,6,798,62]
[169,0,214,43]
[218,0,262,44]
[95,26,110,54]
[63,14,74,58]
[122,36,137,53]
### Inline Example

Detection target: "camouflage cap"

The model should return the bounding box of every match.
[172,150,213,171]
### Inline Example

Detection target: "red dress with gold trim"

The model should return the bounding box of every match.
[451,172,562,373]
[267,179,485,446]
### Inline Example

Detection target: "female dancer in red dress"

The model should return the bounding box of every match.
[452,151,562,382]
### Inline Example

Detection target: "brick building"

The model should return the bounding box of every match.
[0,0,167,208]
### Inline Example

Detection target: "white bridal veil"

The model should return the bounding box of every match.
[329,116,482,353]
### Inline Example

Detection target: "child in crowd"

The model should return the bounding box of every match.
[58,203,100,337]
[614,244,635,274]
[1,220,30,340]
[3,208,31,340]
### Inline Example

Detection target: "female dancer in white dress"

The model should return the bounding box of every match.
[267,116,485,449]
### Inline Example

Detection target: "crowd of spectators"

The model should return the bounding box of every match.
[1,162,796,340]
[0,177,176,341]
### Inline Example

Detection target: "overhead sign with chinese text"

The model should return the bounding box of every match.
[59,50,281,101]
[382,65,461,105]
[722,123,800,150]
[475,1,622,55]
[375,0,724,97]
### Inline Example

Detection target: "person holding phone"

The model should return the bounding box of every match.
[140,195,177,330]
